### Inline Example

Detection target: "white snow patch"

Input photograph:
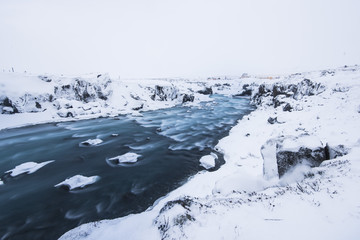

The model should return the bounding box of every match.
[79,138,103,147]
[55,175,100,190]
[108,152,141,164]
[199,153,217,169]
[5,160,54,177]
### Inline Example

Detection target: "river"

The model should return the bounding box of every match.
[0,94,253,240]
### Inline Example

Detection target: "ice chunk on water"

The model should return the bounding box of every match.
[5,160,54,177]
[0,180,3,185]
[199,153,218,169]
[79,138,103,147]
[108,152,141,164]
[55,175,100,190]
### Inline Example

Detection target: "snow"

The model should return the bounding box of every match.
[0,180,3,185]
[79,139,103,147]
[281,135,323,152]
[5,160,54,177]
[107,153,141,164]
[54,175,100,190]
[60,65,360,240]
[199,153,217,169]
[1,65,360,239]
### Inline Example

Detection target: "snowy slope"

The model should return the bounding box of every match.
[59,65,360,240]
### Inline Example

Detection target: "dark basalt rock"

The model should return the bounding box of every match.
[1,97,19,114]
[262,135,327,178]
[267,117,279,124]
[325,143,348,159]
[283,103,292,112]
[277,146,326,177]
[151,86,167,101]
[198,87,213,95]
[132,104,144,111]
[35,102,42,109]
[252,79,326,107]
[182,94,194,103]
[38,75,52,82]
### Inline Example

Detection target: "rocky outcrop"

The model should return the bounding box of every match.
[0,97,19,114]
[252,78,326,107]
[150,85,179,101]
[182,94,194,103]
[262,135,327,178]
[54,77,112,103]
[197,87,213,95]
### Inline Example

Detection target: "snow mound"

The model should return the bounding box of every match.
[5,160,54,177]
[107,153,141,165]
[199,153,217,169]
[55,175,100,190]
[79,138,103,147]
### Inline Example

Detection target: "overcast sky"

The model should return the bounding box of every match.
[0,0,359,78]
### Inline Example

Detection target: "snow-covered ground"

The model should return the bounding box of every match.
[0,72,237,130]
[1,65,360,239]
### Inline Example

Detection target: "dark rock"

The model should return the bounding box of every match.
[64,103,73,109]
[325,143,348,159]
[198,87,213,95]
[182,94,194,103]
[97,74,102,78]
[38,75,52,82]
[62,84,71,90]
[35,102,42,109]
[66,112,74,118]
[151,86,166,101]
[267,117,279,124]
[273,95,286,108]
[132,104,144,111]
[277,147,326,177]
[283,103,292,112]
[1,97,19,114]
[234,88,252,97]
[262,135,327,178]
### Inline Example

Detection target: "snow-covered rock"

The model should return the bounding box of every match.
[79,138,103,147]
[5,160,54,177]
[199,153,217,169]
[107,152,141,165]
[262,135,326,178]
[55,175,100,190]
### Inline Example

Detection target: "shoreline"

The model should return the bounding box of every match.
[1,65,360,239]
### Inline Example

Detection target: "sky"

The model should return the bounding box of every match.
[0,0,359,78]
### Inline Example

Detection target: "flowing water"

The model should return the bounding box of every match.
[0,95,253,240]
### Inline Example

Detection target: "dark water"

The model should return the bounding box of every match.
[0,95,253,240]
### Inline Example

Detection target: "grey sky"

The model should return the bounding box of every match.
[0,0,359,78]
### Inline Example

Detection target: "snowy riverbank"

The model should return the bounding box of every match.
[0,72,247,130]
[1,65,360,239]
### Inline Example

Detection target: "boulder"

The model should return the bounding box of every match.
[283,103,292,112]
[197,87,213,95]
[182,94,194,103]
[325,143,348,159]
[267,117,280,124]
[262,135,327,178]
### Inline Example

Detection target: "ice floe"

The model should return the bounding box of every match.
[199,153,218,169]
[79,138,103,147]
[55,175,100,190]
[107,152,141,165]
[5,160,54,177]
